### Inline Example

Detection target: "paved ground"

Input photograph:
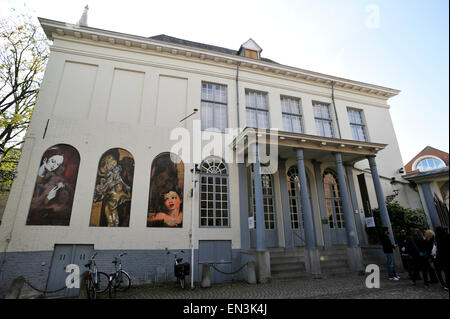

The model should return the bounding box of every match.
[97,271,449,299]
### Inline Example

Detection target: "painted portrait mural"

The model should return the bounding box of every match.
[26,144,80,226]
[89,148,134,227]
[147,153,184,228]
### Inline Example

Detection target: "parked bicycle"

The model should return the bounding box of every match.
[167,250,190,289]
[84,252,109,299]
[108,252,131,298]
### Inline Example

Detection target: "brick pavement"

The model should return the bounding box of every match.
[97,271,449,299]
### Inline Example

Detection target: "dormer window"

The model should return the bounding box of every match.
[239,38,262,60]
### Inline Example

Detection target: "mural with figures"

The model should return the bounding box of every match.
[147,153,184,227]
[26,144,80,226]
[89,148,134,227]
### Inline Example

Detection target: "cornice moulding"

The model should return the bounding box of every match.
[39,17,400,99]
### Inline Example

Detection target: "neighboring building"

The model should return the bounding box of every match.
[403,146,449,229]
[0,17,422,296]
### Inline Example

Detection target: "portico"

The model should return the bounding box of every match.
[233,128,391,281]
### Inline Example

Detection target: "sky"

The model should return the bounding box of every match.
[1,0,448,164]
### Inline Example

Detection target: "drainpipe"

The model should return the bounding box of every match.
[331,81,342,139]
[236,62,241,128]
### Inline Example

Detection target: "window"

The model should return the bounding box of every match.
[287,166,304,229]
[348,108,367,142]
[246,90,269,129]
[281,96,303,133]
[313,102,334,138]
[201,83,228,132]
[250,172,276,229]
[245,49,258,59]
[323,169,344,229]
[415,157,446,172]
[200,157,229,227]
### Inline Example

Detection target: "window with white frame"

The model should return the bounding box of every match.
[199,157,229,227]
[313,102,334,138]
[348,108,367,142]
[201,82,228,132]
[414,157,446,172]
[245,90,269,129]
[281,96,303,133]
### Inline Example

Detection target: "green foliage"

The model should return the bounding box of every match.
[0,149,20,192]
[367,201,430,244]
[0,10,49,187]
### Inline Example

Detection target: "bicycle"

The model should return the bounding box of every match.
[84,252,109,299]
[167,250,190,289]
[108,252,131,298]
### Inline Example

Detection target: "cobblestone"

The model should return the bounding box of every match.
[96,271,449,299]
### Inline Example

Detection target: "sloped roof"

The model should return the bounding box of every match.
[149,34,277,64]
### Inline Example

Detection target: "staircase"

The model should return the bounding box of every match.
[319,246,351,274]
[269,248,307,279]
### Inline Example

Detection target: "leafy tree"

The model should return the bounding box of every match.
[367,201,430,244]
[0,11,49,187]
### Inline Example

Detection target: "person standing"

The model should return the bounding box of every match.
[424,229,439,284]
[398,229,411,278]
[406,228,429,286]
[435,226,450,291]
[381,227,399,281]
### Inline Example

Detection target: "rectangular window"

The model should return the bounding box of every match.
[347,108,367,142]
[201,82,228,132]
[281,96,303,133]
[313,102,334,138]
[246,90,269,129]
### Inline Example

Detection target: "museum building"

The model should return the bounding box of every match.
[0,16,431,296]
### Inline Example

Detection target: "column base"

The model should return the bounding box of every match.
[305,248,321,276]
[346,246,364,272]
[255,250,271,284]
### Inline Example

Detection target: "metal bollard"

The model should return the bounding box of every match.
[247,260,256,284]
[201,263,211,288]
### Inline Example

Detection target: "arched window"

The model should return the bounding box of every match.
[147,152,184,228]
[323,169,344,229]
[90,148,134,227]
[287,166,303,229]
[27,144,80,226]
[200,157,229,227]
[414,157,446,172]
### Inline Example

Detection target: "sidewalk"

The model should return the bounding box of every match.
[97,272,449,299]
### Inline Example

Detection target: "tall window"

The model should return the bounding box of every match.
[313,102,334,138]
[287,166,304,229]
[199,157,229,227]
[323,169,344,229]
[201,82,228,132]
[246,90,269,129]
[281,96,303,133]
[348,108,367,142]
[250,171,276,229]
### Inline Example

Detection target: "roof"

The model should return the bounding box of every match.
[403,166,449,181]
[149,34,278,64]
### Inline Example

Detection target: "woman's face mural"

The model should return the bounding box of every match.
[26,144,80,226]
[147,153,184,227]
[89,148,134,227]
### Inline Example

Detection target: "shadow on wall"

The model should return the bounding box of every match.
[0,192,10,224]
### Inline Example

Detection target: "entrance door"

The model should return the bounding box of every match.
[248,166,278,248]
[286,166,313,246]
[46,244,94,297]
[323,169,347,245]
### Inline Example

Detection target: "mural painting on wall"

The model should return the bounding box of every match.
[90,148,134,227]
[147,153,184,227]
[26,144,80,226]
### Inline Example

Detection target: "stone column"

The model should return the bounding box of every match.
[419,182,441,229]
[334,152,363,271]
[251,143,270,283]
[295,148,321,275]
[238,163,250,249]
[278,159,294,252]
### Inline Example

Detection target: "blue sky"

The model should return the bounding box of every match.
[1,0,448,163]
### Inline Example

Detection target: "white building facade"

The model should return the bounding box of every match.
[0,18,422,295]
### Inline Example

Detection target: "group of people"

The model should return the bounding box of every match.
[381,226,449,291]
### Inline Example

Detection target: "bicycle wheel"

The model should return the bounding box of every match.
[95,272,110,294]
[116,270,131,292]
[179,276,186,289]
[86,278,96,299]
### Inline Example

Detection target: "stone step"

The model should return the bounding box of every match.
[271,256,305,265]
[271,271,310,279]
[271,262,306,273]
[319,254,348,262]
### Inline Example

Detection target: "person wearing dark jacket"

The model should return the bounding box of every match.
[435,226,450,291]
[406,228,430,286]
[398,229,410,277]
[381,227,399,280]
[424,229,439,284]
